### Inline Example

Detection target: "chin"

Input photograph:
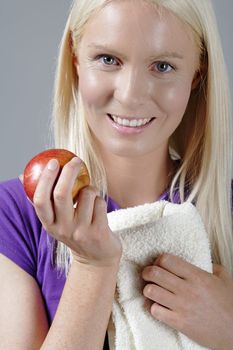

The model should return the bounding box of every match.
[105,142,161,159]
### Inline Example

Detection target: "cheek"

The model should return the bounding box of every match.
[78,68,111,109]
[156,81,192,119]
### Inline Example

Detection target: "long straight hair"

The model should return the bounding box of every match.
[50,0,233,278]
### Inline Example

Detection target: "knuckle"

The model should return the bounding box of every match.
[73,227,86,243]
[33,194,45,208]
[82,185,95,192]
[41,167,52,178]
[83,188,94,197]
[152,266,160,278]
[65,162,77,173]
[143,266,158,280]
[80,186,96,198]
[96,196,107,207]
[214,264,226,277]
[57,229,68,241]
[54,188,67,202]
[159,253,170,266]
[143,284,153,297]
[142,266,152,279]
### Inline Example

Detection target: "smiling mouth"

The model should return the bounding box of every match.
[107,113,156,128]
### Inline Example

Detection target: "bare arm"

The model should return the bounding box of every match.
[15,157,122,349]
[0,253,118,350]
[0,254,49,350]
[41,260,119,350]
[30,157,122,349]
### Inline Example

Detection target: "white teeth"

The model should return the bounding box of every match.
[111,115,152,127]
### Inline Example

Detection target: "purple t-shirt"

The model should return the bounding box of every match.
[0,177,232,326]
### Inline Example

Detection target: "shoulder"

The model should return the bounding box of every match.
[0,177,42,231]
[0,177,30,208]
[0,177,23,200]
[0,179,67,323]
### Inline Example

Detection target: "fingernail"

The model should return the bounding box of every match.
[71,157,82,165]
[47,159,59,171]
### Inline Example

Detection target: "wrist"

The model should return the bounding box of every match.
[71,249,122,270]
[69,258,120,292]
[71,256,120,272]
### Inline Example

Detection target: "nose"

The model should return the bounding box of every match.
[114,68,149,109]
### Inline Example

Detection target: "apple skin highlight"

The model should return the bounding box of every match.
[23,149,90,203]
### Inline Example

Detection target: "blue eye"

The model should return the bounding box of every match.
[98,55,118,66]
[155,62,173,73]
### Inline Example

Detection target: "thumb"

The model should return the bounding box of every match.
[213,263,229,280]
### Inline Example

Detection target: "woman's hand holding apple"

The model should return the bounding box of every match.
[22,149,122,268]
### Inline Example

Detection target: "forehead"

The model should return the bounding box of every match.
[78,0,198,59]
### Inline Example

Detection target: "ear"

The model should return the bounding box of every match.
[191,63,207,90]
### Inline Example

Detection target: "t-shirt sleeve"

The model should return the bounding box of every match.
[0,178,42,278]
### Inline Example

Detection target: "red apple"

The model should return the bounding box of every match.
[23,149,90,203]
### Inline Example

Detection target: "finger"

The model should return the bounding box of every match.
[154,253,202,280]
[53,157,82,223]
[213,264,221,275]
[74,186,100,225]
[142,265,185,294]
[143,283,176,310]
[150,303,181,331]
[143,297,153,314]
[213,263,229,280]
[92,196,108,226]
[33,159,60,226]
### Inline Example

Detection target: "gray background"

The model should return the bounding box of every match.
[0,1,232,181]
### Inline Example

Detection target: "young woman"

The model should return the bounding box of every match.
[0,0,233,349]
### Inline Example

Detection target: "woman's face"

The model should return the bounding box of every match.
[75,1,200,158]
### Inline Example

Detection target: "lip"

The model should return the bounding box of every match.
[107,114,155,135]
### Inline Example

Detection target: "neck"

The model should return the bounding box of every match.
[100,147,175,209]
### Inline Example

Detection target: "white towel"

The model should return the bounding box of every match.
[107,200,212,350]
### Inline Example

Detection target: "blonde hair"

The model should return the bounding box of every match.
[50,0,233,277]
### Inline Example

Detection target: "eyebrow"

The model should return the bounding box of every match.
[148,51,184,60]
[87,44,128,60]
[87,43,184,60]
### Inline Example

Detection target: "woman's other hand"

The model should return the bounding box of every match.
[142,253,233,350]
